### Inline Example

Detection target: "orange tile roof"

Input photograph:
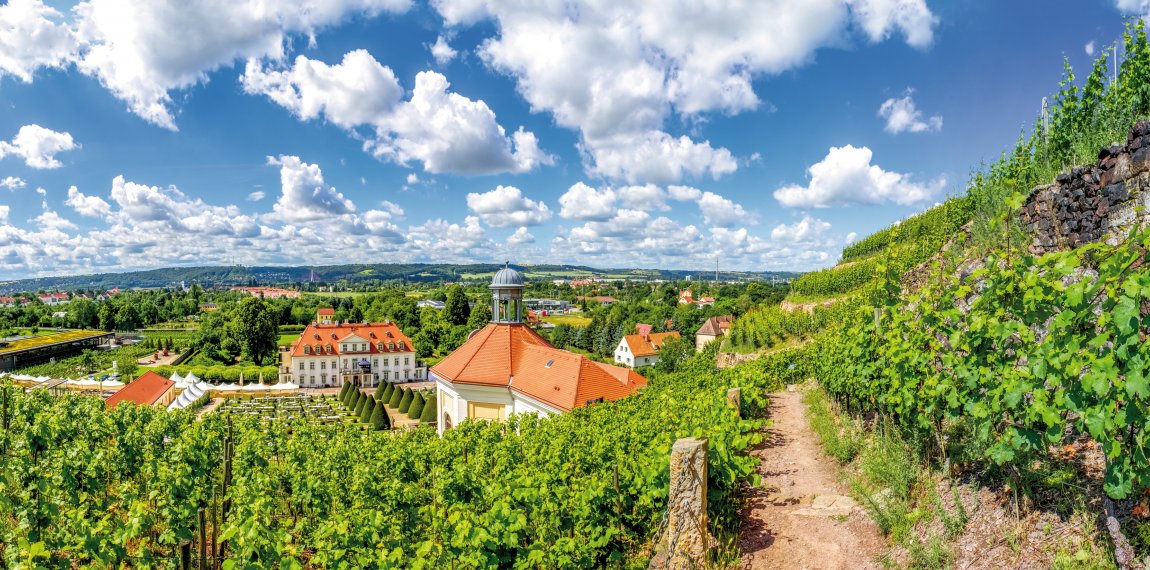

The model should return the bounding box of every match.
[432,323,646,411]
[622,331,680,357]
[289,322,414,357]
[317,308,335,316]
[106,371,174,409]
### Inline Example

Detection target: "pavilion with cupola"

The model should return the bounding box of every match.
[430,263,647,433]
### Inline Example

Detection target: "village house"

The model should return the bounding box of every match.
[284,308,425,388]
[38,292,69,305]
[696,315,734,351]
[614,330,681,368]
[232,286,301,299]
[678,288,714,307]
[105,371,177,409]
[431,264,646,434]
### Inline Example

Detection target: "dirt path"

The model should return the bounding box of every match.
[739,389,885,569]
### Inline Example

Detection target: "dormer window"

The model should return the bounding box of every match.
[369,332,376,338]
[398,341,405,350]
[304,346,311,354]
[325,344,332,353]
[388,342,395,350]
[377,342,385,351]
[386,331,393,338]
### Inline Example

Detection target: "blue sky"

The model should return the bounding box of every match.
[0,0,1141,279]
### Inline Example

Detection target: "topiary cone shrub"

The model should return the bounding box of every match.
[374,381,387,400]
[398,389,414,413]
[339,382,350,403]
[360,396,375,423]
[381,382,394,403]
[419,393,437,423]
[355,393,368,417]
[407,391,425,420]
[370,399,390,431]
[388,386,404,408]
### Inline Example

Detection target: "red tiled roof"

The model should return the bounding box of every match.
[622,331,680,357]
[317,308,335,316]
[289,322,414,357]
[697,315,734,337]
[106,371,174,409]
[432,323,646,411]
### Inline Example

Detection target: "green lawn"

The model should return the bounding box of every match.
[542,314,592,327]
[278,333,298,347]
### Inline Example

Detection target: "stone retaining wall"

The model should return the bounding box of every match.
[1022,122,1150,254]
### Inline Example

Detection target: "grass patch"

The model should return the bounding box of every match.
[542,314,592,327]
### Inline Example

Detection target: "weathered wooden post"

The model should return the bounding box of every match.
[649,437,710,569]
[726,387,741,417]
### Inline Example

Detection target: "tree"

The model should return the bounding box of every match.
[79,350,97,375]
[466,301,491,331]
[419,393,437,423]
[370,399,390,430]
[380,383,394,403]
[374,381,387,400]
[444,286,470,326]
[407,391,425,420]
[116,303,141,330]
[232,297,279,365]
[117,358,138,380]
[355,392,367,416]
[654,335,694,374]
[398,388,414,413]
[98,304,116,331]
[360,396,375,423]
[339,382,350,403]
[388,387,404,408]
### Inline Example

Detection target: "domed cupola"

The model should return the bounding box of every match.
[490,261,524,323]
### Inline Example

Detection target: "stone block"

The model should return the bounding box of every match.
[649,438,710,570]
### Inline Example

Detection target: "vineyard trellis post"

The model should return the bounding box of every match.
[726,387,741,417]
[648,437,710,570]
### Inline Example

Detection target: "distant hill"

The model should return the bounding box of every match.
[0,263,799,293]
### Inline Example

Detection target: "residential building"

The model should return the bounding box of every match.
[232,286,301,299]
[696,315,734,351]
[106,371,176,409]
[316,307,335,324]
[285,315,425,388]
[523,298,570,313]
[38,292,69,305]
[614,331,681,368]
[431,264,646,434]
[678,288,714,306]
[0,296,17,307]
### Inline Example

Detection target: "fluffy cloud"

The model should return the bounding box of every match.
[506,226,534,245]
[878,89,942,134]
[243,51,552,175]
[0,0,76,81]
[774,145,945,208]
[406,215,490,260]
[437,0,938,183]
[68,0,411,129]
[1085,40,1096,56]
[697,191,751,227]
[65,186,112,218]
[558,182,617,221]
[247,190,265,201]
[0,124,78,169]
[466,185,551,227]
[771,214,834,245]
[0,176,26,190]
[266,155,355,223]
[431,35,458,64]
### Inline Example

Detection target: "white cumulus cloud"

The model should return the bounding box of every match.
[466,185,551,227]
[65,186,112,218]
[430,35,458,64]
[436,0,938,184]
[771,214,834,245]
[0,0,76,82]
[0,176,26,190]
[558,182,618,221]
[266,155,356,223]
[878,89,942,134]
[697,191,752,228]
[506,226,534,246]
[243,51,552,175]
[774,144,945,208]
[0,124,78,169]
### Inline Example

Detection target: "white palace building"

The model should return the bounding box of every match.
[430,263,647,434]
[284,308,426,388]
